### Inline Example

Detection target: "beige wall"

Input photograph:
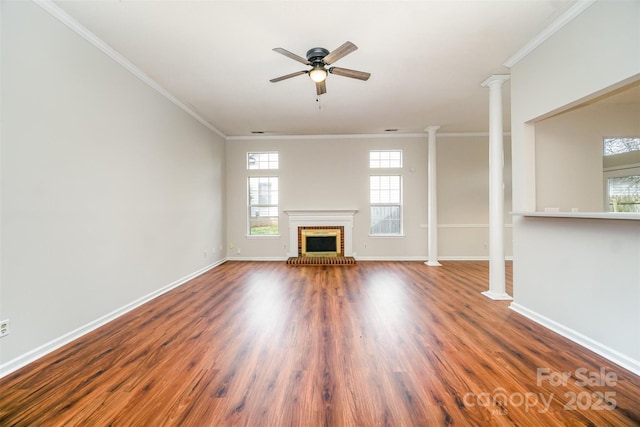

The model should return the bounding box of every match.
[510,0,640,212]
[535,102,640,212]
[1,1,226,370]
[510,0,640,373]
[226,134,512,260]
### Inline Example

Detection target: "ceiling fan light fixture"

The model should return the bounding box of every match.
[308,65,327,83]
[271,42,369,94]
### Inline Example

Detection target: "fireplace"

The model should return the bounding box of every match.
[300,228,342,257]
[284,209,357,258]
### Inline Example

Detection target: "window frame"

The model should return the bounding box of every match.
[369,149,403,169]
[246,151,280,237]
[247,151,279,170]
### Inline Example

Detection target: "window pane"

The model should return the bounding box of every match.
[370,150,402,168]
[370,175,400,204]
[370,174,402,235]
[370,206,401,234]
[608,175,640,212]
[249,216,279,235]
[248,152,279,169]
[250,206,278,217]
[603,138,640,156]
[248,176,279,234]
[249,177,278,204]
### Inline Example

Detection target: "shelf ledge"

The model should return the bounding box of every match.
[512,212,640,221]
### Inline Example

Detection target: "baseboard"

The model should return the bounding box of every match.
[0,258,227,379]
[355,256,513,262]
[510,303,640,376]
[356,256,428,261]
[224,256,513,262]
[439,256,514,261]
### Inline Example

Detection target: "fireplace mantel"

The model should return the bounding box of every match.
[283,209,358,217]
[284,210,358,257]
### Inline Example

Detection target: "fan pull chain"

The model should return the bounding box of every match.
[316,95,322,110]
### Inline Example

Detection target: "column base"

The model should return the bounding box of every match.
[425,261,442,267]
[481,290,513,300]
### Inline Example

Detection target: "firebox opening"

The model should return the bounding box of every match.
[306,236,337,253]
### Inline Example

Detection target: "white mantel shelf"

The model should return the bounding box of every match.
[284,210,358,257]
[513,212,640,221]
[284,209,358,216]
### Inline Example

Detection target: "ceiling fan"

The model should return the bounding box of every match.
[270,41,371,96]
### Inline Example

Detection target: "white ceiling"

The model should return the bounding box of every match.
[53,0,580,137]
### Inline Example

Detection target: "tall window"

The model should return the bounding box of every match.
[370,175,402,234]
[247,152,279,235]
[603,138,640,212]
[370,149,403,235]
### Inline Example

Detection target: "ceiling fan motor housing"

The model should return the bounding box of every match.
[306,47,329,63]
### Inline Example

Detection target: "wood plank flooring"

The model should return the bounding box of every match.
[1,261,639,426]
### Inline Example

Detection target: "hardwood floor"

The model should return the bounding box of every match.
[1,261,639,426]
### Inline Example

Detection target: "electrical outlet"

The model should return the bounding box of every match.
[0,319,10,338]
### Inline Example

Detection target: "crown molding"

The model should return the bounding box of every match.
[503,0,597,68]
[226,132,511,141]
[226,133,428,141]
[32,0,226,139]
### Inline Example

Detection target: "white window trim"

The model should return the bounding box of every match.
[369,149,403,169]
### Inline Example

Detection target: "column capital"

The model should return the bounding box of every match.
[481,74,510,88]
[424,125,441,133]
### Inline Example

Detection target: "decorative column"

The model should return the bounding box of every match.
[425,125,441,266]
[481,75,512,300]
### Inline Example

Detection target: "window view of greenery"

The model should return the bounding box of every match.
[248,177,279,234]
[608,176,640,212]
[603,137,640,156]
[370,175,402,234]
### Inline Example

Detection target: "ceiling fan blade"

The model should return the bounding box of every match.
[322,41,357,65]
[273,47,310,65]
[270,70,307,83]
[329,67,371,81]
[316,80,327,95]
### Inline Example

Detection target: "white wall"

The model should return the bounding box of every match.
[437,134,512,259]
[510,0,640,374]
[226,134,512,260]
[0,1,226,372]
